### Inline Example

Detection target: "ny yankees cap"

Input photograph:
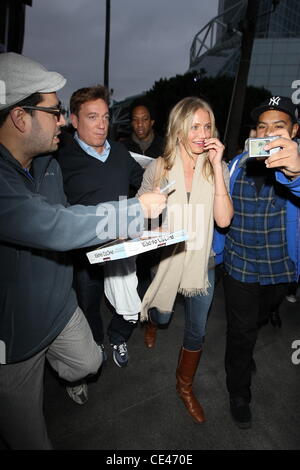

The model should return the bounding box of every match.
[251,96,299,123]
[0,52,66,111]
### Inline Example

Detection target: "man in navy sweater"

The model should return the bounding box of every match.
[56,86,144,404]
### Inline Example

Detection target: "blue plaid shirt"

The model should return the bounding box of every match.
[224,167,296,284]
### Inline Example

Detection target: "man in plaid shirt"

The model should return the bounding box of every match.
[219,96,300,429]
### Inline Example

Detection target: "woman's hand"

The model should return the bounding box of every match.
[204,138,225,167]
[138,189,166,219]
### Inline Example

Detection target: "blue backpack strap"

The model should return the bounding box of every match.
[212,152,246,264]
[228,152,247,189]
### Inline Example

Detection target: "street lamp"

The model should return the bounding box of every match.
[104,0,111,90]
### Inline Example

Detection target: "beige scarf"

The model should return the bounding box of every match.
[141,153,215,321]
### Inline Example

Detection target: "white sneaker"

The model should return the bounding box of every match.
[97,343,107,362]
[111,342,129,367]
[66,381,88,405]
[285,294,297,303]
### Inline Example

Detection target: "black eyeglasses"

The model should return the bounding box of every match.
[22,102,65,121]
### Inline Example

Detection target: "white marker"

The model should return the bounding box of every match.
[160,180,176,193]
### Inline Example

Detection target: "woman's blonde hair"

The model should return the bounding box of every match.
[162,96,217,182]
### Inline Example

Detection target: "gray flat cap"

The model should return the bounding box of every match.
[0,52,66,110]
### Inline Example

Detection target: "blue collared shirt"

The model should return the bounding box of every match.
[74,132,111,163]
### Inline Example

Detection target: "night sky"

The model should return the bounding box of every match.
[23,0,218,106]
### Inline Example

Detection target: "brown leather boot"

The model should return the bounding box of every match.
[176,347,206,423]
[144,321,157,348]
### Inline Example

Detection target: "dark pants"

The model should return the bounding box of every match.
[223,272,289,402]
[74,259,135,345]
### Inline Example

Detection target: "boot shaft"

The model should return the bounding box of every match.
[176,347,206,423]
[176,347,202,382]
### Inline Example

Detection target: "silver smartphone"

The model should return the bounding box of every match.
[248,136,281,158]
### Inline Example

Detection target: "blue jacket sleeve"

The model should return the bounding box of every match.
[275,171,300,197]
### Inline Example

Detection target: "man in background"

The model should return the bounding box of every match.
[123,97,164,158]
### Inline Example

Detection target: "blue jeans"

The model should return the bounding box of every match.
[149,268,215,351]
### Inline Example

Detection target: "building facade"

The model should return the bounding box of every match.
[189,0,300,98]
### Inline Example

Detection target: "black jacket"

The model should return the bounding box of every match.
[123,133,164,159]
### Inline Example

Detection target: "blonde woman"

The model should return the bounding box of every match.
[137,97,233,423]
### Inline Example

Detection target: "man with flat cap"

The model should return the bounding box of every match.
[213,96,300,430]
[0,52,166,449]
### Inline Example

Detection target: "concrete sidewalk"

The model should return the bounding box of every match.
[43,280,300,450]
